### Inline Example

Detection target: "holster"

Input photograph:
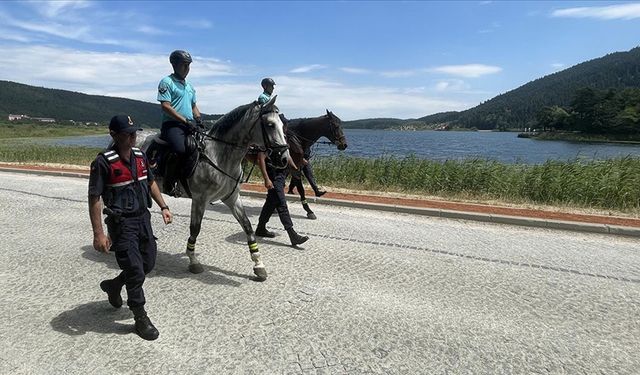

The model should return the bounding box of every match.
[103,207,123,239]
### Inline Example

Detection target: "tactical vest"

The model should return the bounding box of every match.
[101,147,151,214]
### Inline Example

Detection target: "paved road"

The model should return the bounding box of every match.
[1,171,639,374]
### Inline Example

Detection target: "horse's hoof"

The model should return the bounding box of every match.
[306,212,317,220]
[253,266,267,281]
[189,263,204,274]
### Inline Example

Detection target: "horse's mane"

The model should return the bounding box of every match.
[211,102,255,134]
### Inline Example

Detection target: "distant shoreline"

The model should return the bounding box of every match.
[518,131,640,145]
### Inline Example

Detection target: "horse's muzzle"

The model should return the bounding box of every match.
[337,143,348,151]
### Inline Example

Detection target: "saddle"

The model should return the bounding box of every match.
[146,133,202,197]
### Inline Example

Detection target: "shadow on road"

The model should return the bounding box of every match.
[50,301,133,336]
[80,245,247,286]
[207,200,310,221]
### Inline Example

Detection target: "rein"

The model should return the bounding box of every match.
[194,108,284,187]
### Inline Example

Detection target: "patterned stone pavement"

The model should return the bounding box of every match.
[1,171,639,374]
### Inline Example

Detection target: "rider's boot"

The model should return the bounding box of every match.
[163,155,182,197]
[314,188,326,197]
[287,227,309,246]
[131,306,159,341]
[255,223,276,238]
[302,201,316,220]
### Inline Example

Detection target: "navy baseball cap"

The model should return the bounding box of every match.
[109,115,142,134]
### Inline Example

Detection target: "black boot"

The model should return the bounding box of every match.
[255,224,276,238]
[100,279,123,308]
[131,307,159,341]
[287,227,309,246]
[302,203,316,220]
[287,184,295,194]
[314,189,326,197]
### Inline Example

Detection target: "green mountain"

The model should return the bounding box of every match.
[0,80,220,127]
[344,46,640,130]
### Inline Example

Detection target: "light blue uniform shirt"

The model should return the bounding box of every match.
[257,92,271,105]
[157,74,197,123]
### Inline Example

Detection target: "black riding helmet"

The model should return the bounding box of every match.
[170,50,192,65]
[261,77,275,88]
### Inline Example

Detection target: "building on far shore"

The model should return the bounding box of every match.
[8,114,55,123]
[8,114,29,121]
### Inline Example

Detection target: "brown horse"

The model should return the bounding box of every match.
[244,110,347,218]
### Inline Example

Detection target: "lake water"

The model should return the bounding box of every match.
[39,129,640,164]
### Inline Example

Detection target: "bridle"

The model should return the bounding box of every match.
[193,107,288,186]
[327,114,347,148]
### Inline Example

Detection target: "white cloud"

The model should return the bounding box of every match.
[380,69,418,78]
[434,79,468,92]
[270,76,468,120]
[0,45,235,99]
[430,64,502,78]
[551,63,565,70]
[32,0,91,18]
[136,25,171,36]
[290,64,327,73]
[175,19,213,29]
[551,3,640,20]
[0,45,474,120]
[340,67,371,74]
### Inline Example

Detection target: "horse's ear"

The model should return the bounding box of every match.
[326,109,330,115]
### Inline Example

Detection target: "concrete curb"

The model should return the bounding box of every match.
[3,165,639,238]
[241,190,640,238]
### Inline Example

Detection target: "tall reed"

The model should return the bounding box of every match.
[312,155,640,211]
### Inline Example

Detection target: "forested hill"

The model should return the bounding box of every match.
[0,80,220,127]
[419,46,640,130]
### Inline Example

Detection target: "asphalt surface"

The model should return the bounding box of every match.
[1,171,639,374]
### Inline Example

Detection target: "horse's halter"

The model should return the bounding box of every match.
[327,113,347,149]
[257,109,289,169]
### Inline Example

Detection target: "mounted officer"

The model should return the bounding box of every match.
[258,77,276,105]
[156,49,203,196]
[88,115,173,341]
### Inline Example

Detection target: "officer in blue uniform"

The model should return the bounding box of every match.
[157,50,202,194]
[88,115,173,341]
[258,77,275,105]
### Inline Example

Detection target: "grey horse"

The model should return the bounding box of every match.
[140,96,289,281]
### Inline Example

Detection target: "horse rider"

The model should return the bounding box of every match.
[88,115,173,341]
[258,77,276,105]
[157,49,203,195]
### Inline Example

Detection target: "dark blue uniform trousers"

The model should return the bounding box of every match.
[258,166,293,230]
[107,211,157,308]
[160,121,188,154]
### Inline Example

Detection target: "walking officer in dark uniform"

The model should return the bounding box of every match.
[255,114,309,247]
[88,115,173,341]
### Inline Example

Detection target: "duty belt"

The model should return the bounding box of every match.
[103,207,146,218]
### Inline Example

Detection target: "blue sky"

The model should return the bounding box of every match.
[0,1,639,120]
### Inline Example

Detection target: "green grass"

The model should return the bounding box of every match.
[2,139,639,213]
[0,143,101,165]
[0,122,105,139]
[311,155,640,212]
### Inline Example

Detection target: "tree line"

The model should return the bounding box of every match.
[536,87,640,135]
